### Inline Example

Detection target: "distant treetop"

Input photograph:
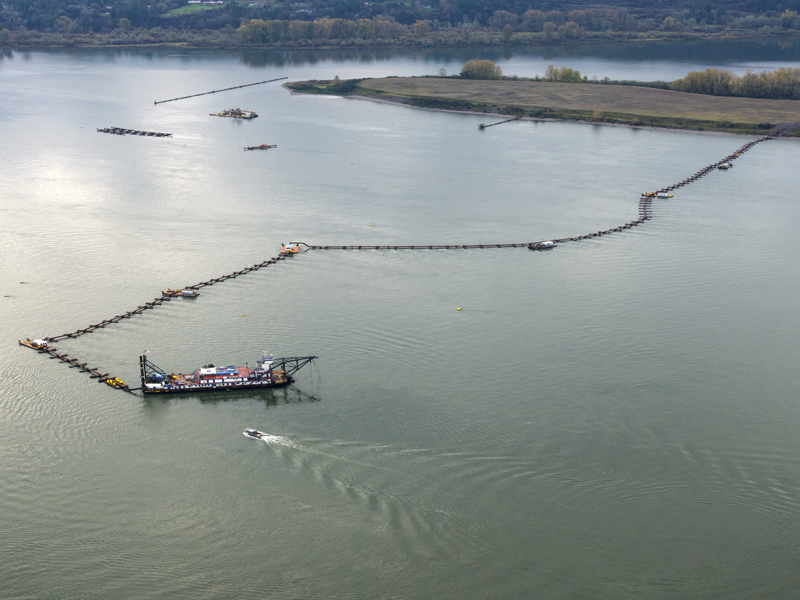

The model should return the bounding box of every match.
[460,60,503,80]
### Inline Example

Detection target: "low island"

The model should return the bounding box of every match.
[287,73,800,136]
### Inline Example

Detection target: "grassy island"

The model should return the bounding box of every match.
[288,77,800,136]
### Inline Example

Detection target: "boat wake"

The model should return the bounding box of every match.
[243,428,294,447]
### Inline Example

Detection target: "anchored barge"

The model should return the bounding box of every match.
[139,352,316,394]
[210,107,258,119]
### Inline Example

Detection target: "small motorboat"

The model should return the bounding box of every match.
[244,428,267,440]
[656,192,674,198]
[528,241,557,250]
[718,162,733,170]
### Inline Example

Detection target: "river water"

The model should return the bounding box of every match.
[2,41,800,599]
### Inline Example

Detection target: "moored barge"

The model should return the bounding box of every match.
[140,352,316,394]
[210,107,258,119]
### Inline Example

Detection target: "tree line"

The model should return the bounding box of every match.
[670,67,800,100]
[2,0,800,37]
[460,60,800,101]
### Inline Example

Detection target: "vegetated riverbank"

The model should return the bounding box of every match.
[2,27,800,50]
[287,77,800,136]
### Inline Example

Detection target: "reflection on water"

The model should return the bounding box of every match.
[234,37,800,71]
[141,385,321,408]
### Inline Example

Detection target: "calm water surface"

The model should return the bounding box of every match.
[2,46,800,599]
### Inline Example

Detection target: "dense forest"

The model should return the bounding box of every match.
[1,0,799,46]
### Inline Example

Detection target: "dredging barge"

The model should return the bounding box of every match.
[140,352,316,394]
[210,107,258,119]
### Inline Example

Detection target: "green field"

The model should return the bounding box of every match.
[289,77,800,134]
[161,4,221,17]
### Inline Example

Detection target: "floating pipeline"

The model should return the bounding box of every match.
[299,128,786,253]
[479,117,520,130]
[45,253,288,343]
[20,254,290,391]
[19,340,132,391]
[97,127,172,138]
[20,127,790,392]
[153,76,288,105]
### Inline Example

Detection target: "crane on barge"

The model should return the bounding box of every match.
[139,352,317,394]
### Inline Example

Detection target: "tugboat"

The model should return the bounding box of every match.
[245,143,277,151]
[139,351,317,394]
[210,107,258,119]
[162,289,199,298]
[656,192,674,198]
[528,241,557,250]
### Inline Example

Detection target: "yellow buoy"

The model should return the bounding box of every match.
[239,314,244,317]
[456,308,461,311]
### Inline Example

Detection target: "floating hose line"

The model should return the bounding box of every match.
[154,77,288,105]
[19,127,790,392]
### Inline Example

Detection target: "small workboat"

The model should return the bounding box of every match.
[163,289,199,298]
[19,338,49,349]
[528,241,557,250]
[244,428,267,440]
[281,243,300,255]
[245,144,277,151]
[656,192,673,198]
[718,162,733,170]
